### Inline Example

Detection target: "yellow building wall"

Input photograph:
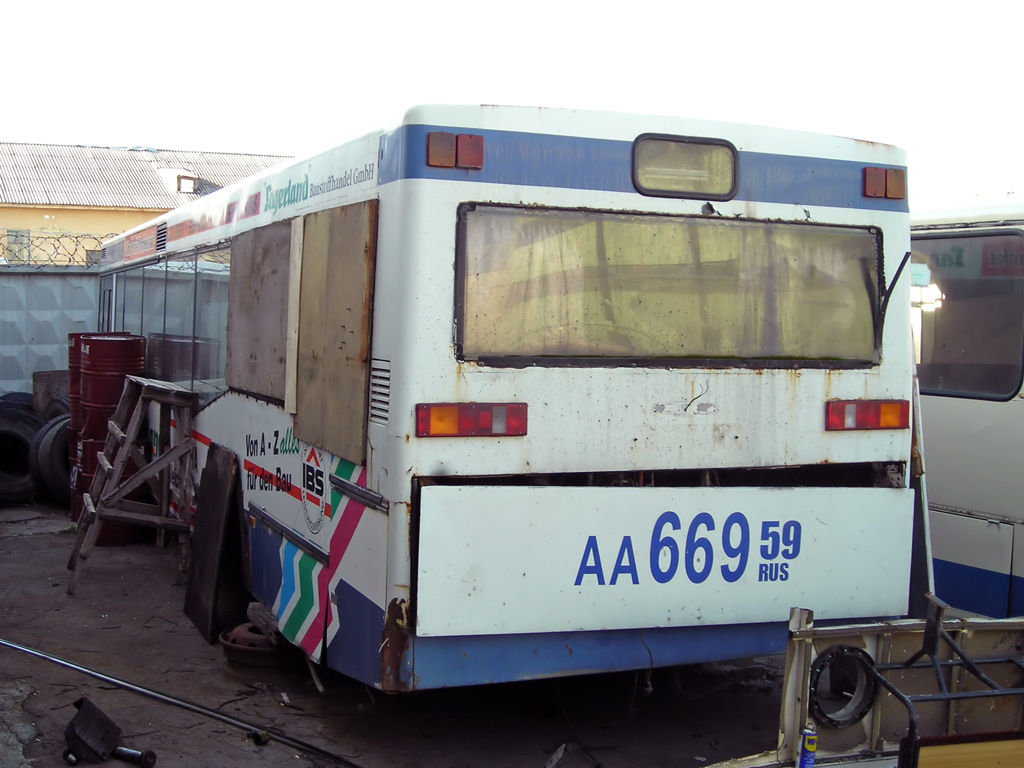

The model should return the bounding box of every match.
[1,204,167,265]
[0,204,166,236]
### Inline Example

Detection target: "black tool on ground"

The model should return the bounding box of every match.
[62,697,157,767]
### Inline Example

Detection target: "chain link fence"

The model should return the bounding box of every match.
[0,228,115,267]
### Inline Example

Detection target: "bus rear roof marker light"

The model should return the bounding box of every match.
[456,134,484,169]
[427,132,457,168]
[885,168,907,200]
[864,167,886,198]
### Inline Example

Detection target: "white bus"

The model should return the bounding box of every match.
[98,105,920,691]
[911,201,1024,618]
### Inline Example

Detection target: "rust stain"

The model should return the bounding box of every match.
[358,200,379,364]
[401,500,413,559]
[851,137,890,150]
[381,598,410,692]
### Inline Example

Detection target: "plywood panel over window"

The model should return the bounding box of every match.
[226,221,292,401]
[295,200,378,464]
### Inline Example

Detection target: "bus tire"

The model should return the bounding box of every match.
[39,416,72,507]
[0,413,43,504]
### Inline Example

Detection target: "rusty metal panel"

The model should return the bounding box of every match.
[294,200,377,464]
[225,221,292,400]
[721,611,1024,768]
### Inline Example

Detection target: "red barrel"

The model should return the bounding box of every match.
[67,426,80,477]
[71,332,150,546]
[80,334,146,406]
[79,334,145,440]
[76,437,106,477]
[68,333,88,431]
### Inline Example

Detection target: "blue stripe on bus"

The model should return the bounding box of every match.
[278,540,299,613]
[399,623,788,690]
[324,579,386,686]
[1010,573,1024,618]
[249,520,284,608]
[379,124,909,212]
[933,557,1010,618]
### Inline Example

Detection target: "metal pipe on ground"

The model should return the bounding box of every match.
[0,636,364,768]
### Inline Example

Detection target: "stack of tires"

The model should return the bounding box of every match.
[0,392,72,507]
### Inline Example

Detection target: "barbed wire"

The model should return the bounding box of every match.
[0,229,114,267]
[0,230,234,269]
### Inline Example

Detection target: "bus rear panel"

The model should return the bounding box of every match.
[99,106,915,690]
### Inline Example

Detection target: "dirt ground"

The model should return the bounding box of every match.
[0,502,784,768]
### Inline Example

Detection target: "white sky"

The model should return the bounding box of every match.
[7,0,1022,211]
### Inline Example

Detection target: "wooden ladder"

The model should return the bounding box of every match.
[67,375,198,595]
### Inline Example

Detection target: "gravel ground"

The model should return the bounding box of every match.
[0,503,783,768]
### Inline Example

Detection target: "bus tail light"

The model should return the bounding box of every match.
[427,132,484,169]
[416,403,527,437]
[826,400,910,431]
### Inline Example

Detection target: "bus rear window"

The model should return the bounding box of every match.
[912,231,1024,400]
[456,205,879,365]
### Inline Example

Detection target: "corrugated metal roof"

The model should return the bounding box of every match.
[0,143,291,209]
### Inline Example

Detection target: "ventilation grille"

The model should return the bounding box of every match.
[156,223,167,252]
[369,359,391,425]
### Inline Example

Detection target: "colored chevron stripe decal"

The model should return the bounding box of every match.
[274,458,369,663]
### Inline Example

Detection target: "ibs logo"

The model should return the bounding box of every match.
[301,447,327,534]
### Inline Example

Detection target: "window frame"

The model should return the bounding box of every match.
[454,202,883,369]
[912,228,1024,402]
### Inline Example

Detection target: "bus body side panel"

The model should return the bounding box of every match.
[416,486,914,637]
[248,517,284,607]
[194,393,389,683]
[929,508,1013,618]
[921,396,1024,523]
[920,394,1024,617]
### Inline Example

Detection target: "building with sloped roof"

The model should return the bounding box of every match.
[0,144,290,264]
[0,143,290,394]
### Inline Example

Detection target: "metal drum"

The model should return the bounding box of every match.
[67,333,88,431]
[79,334,145,440]
[76,438,106,477]
[80,334,146,407]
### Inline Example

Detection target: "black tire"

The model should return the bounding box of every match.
[0,401,39,422]
[28,418,52,498]
[43,396,71,421]
[0,413,43,504]
[0,392,33,407]
[39,416,72,507]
